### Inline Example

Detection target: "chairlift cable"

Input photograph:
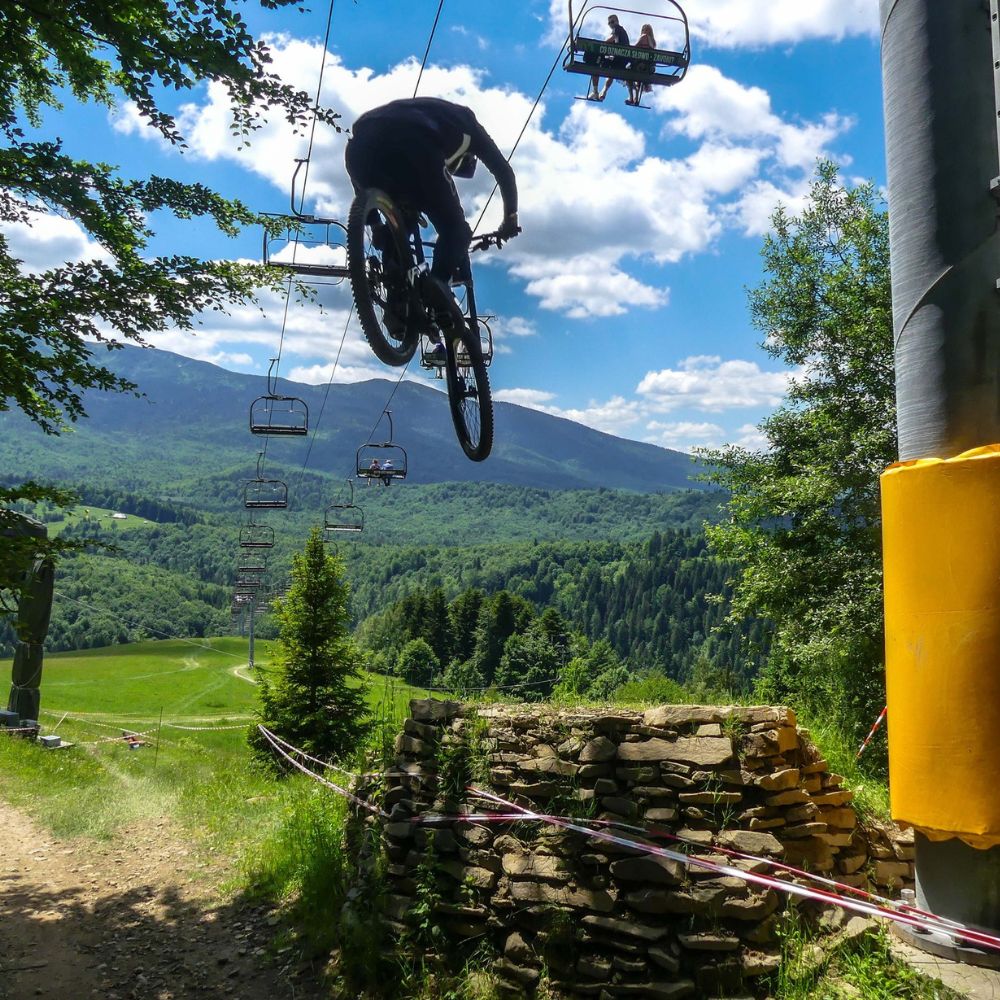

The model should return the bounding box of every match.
[413,0,446,98]
[258,276,297,469]
[472,37,569,235]
[365,361,411,446]
[263,0,337,413]
[293,304,355,494]
[295,0,339,215]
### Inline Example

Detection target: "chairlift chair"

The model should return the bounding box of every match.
[244,479,288,509]
[261,159,350,282]
[244,454,288,510]
[565,2,690,106]
[456,316,494,369]
[419,334,447,377]
[250,359,309,436]
[324,480,365,534]
[239,523,275,549]
[356,410,408,482]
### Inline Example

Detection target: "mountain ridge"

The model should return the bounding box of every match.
[3,345,706,495]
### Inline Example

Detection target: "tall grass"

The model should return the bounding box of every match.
[771,912,960,1000]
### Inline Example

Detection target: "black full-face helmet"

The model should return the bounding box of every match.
[450,152,478,179]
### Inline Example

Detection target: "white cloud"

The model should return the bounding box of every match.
[511,258,667,318]
[688,0,877,49]
[496,388,645,437]
[494,387,556,406]
[637,355,792,412]
[644,419,725,451]
[547,0,877,49]
[732,422,771,451]
[123,40,852,319]
[285,360,395,384]
[143,273,385,383]
[500,316,536,337]
[498,365,787,449]
[2,213,111,272]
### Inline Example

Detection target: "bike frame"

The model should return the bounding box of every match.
[402,216,481,343]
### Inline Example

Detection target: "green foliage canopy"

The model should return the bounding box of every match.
[1,0,337,433]
[701,162,895,744]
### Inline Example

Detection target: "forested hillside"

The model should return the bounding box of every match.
[353,529,768,690]
[1,489,755,690]
[2,345,706,494]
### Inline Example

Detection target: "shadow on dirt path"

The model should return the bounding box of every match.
[0,806,327,999]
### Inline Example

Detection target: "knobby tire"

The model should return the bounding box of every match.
[346,189,416,367]
[426,281,493,462]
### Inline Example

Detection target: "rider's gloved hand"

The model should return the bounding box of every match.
[498,212,520,241]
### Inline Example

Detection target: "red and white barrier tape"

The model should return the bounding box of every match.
[258,725,386,781]
[464,786,1000,953]
[423,804,977,945]
[257,726,387,816]
[84,729,155,746]
[163,723,248,731]
[856,706,888,759]
[250,728,1000,953]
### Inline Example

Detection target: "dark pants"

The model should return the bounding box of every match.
[345,122,472,282]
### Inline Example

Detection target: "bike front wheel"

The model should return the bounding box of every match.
[346,188,417,366]
[433,288,493,462]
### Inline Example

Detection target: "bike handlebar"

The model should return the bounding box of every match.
[470,228,521,253]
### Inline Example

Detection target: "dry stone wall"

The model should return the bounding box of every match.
[377,700,912,998]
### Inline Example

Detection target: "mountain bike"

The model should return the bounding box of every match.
[346,188,510,462]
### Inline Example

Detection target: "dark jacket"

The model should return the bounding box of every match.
[351,98,517,216]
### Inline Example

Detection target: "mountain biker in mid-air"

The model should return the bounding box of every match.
[344,97,519,357]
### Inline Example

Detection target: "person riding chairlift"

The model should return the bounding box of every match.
[626,23,657,106]
[589,14,630,102]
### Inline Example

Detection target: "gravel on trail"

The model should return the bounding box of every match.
[0,804,327,999]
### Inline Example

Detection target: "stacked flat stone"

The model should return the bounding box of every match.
[379,700,910,999]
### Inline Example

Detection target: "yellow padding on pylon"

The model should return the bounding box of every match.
[882,444,1000,849]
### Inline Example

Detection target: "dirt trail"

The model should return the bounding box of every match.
[0,805,325,999]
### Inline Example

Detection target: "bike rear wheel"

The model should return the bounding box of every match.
[425,281,494,462]
[346,188,416,366]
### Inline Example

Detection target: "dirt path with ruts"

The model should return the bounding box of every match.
[0,805,325,999]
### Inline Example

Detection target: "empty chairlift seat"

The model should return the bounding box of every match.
[261,159,350,282]
[244,479,288,510]
[249,394,309,436]
[250,359,309,436]
[324,480,364,533]
[239,523,274,549]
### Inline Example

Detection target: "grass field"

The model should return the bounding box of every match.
[47,504,160,535]
[0,639,930,998]
[0,637,427,849]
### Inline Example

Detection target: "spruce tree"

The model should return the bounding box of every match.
[255,530,370,761]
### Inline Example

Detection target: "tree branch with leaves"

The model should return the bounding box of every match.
[701,162,896,755]
[1,0,338,590]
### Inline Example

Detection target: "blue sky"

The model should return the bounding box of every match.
[8,0,884,453]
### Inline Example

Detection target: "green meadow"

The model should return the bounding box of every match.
[49,504,160,535]
[0,638,426,855]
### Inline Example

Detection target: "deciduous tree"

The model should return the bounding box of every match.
[1,0,337,586]
[701,161,895,747]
